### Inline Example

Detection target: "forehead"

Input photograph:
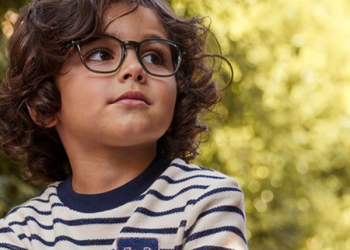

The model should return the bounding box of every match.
[102,3,169,39]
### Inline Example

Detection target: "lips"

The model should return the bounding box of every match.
[113,91,149,105]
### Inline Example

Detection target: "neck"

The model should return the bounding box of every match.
[68,145,157,194]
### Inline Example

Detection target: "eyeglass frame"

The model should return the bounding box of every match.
[67,34,188,77]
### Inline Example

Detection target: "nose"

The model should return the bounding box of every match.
[117,49,146,84]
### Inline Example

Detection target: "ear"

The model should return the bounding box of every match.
[27,105,59,128]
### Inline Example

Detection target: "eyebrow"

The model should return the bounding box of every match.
[103,32,168,41]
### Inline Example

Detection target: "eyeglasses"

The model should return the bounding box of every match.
[68,34,187,77]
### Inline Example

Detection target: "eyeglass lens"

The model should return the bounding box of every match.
[79,36,181,76]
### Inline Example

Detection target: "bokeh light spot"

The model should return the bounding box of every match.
[261,189,274,202]
[248,180,261,193]
[1,10,18,38]
[296,161,309,175]
[307,236,323,250]
[255,166,270,179]
[254,198,267,213]
[297,198,311,212]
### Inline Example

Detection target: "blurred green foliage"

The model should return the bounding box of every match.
[1,0,350,250]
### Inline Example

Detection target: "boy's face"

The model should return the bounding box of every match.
[54,4,177,155]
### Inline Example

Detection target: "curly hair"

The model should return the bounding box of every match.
[0,0,232,184]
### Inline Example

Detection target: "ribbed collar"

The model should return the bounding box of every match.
[57,155,172,213]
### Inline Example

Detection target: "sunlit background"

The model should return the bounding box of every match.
[1,0,350,249]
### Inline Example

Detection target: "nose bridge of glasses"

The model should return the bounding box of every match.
[123,40,141,52]
[120,40,147,74]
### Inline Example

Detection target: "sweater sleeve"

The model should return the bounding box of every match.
[0,219,27,250]
[182,176,248,250]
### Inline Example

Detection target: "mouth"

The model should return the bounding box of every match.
[112,91,150,105]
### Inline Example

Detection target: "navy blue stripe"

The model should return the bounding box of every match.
[51,203,65,209]
[170,163,214,172]
[163,247,181,250]
[158,174,225,184]
[174,244,183,250]
[18,234,113,246]
[8,205,52,216]
[135,206,185,217]
[122,227,178,234]
[0,243,27,250]
[186,226,247,244]
[38,185,57,194]
[136,185,234,205]
[53,217,129,226]
[195,187,242,204]
[145,185,209,201]
[7,203,64,217]
[186,199,197,205]
[198,205,245,220]
[9,216,129,230]
[182,187,243,236]
[184,205,244,239]
[179,220,187,227]
[0,227,13,234]
[193,246,238,250]
[36,185,58,198]
[32,193,59,203]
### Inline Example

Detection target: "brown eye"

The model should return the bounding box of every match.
[86,50,113,61]
[142,53,164,66]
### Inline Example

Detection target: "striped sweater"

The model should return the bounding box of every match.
[0,156,248,250]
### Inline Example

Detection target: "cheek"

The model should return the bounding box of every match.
[162,80,177,111]
[58,66,103,101]
[56,74,105,122]
[161,83,177,126]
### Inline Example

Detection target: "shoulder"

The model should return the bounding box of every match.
[160,159,248,249]
[164,158,241,190]
[0,183,62,248]
[3,182,62,223]
[150,158,244,207]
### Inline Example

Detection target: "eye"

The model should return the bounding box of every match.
[85,49,114,61]
[122,247,132,250]
[142,51,165,66]
[144,247,152,250]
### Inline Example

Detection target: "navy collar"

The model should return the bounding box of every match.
[57,155,172,213]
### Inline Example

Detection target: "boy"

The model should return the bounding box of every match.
[0,0,248,249]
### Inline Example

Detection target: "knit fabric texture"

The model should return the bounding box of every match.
[0,156,248,250]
